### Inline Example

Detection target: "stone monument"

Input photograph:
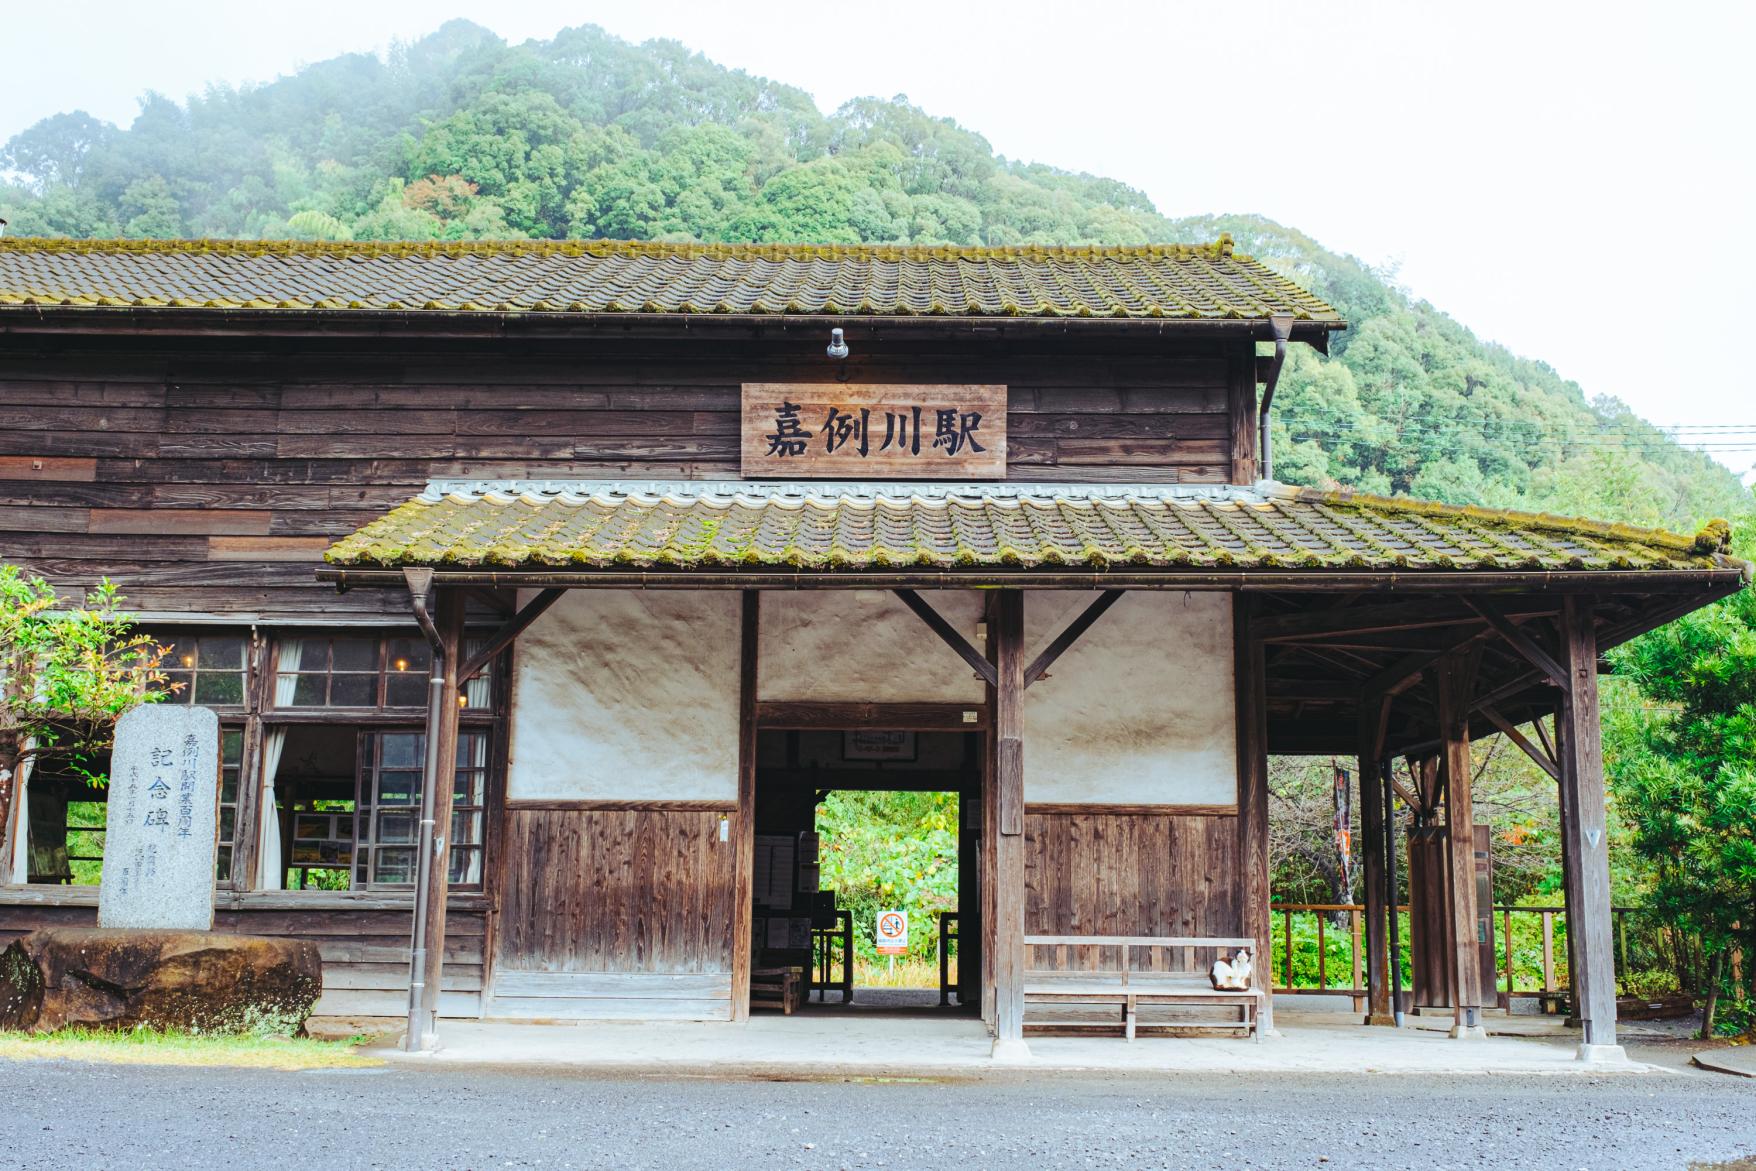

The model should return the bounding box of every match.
[0,702,324,1034]
[97,704,220,932]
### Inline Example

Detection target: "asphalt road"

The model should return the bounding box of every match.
[3,1059,1753,1171]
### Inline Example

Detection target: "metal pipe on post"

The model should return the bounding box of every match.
[402,569,462,1053]
[1255,313,1296,482]
[403,568,443,1052]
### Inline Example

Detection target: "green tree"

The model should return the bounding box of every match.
[117,175,183,238]
[0,568,171,848]
[1608,510,1756,1036]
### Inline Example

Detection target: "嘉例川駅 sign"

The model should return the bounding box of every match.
[741,384,1006,479]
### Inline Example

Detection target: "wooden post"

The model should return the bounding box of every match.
[408,585,463,1051]
[990,588,1029,1059]
[1557,596,1622,1057]
[228,629,269,892]
[1435,649,1485,1038]
[731,591,759,1022]
[1359,705,1394,1024]
[980,596,999,1030]
[1234,595,1273,1033]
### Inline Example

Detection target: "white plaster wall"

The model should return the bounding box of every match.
[1023,591,1236,807]
[506,590,741,801]
[759,591,987,703]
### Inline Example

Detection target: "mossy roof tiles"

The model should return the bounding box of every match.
[323,480,1738,574]
[0,236,1342,323]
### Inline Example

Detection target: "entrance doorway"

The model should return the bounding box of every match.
[751,725,982,1018]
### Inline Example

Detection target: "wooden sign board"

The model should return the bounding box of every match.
[741,384,1006,479]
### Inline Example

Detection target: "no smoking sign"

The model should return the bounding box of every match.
[875,910,908,955]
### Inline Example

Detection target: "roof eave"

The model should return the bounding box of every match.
[314,565,1748,595]
[0,304,1345,347]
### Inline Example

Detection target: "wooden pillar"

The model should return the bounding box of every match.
[1234,596,1273,1033]
[1558,596,1621,1056]
[407,585,463,1051]
[731,591,759,1022]
[1358,702,1394,1025]
[1552,712,1581,1023]
[1435,649,1484,1038]
[990,588,1028,1058]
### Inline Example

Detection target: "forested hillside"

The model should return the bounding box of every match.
[2,19,1748,529]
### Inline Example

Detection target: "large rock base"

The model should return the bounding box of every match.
[0,927,322,1034]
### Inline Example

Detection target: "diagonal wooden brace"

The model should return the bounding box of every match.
[1464,597,1568,687]
[457,587,566,682]
[1023,589,1125,688]
[892,589,998,687]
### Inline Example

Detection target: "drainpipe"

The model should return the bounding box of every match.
[403,568,446,1052]
[1257,313,1296,483]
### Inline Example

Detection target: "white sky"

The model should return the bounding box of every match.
[4,0,1753,479]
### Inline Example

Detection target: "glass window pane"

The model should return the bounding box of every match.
[376,811,416,844]
[221,731,243,763]
[450,809,482,845]
[159,671,193,703]
[381,734,422,768]
[168,639,198,674]
[194,672,245,706]
[386,638,431,675]
[375,771,421,807]
[330,638,376,672]
[385,673,427,708]
[199,636,245,669]
[220,776,237,805]
[291,674,327,706]
[447,848,481,885]
[330,674,374,707]
[216,846,232,883]
[373,848,415,885]
[451,771,483,805]
[219,808,235,839]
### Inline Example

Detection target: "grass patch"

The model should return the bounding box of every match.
[0,1026,382,1070]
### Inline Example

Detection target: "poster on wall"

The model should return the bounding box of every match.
[741,384,1006,479]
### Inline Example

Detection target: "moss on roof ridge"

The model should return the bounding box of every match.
[0,233,1254,265]
[1302,486,1731,556]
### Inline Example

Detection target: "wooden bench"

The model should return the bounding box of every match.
[1024,935,1262,1042]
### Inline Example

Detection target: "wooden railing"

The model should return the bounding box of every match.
[1270,902,1671,1006]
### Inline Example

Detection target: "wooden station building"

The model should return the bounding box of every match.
[0,237,1746,1055]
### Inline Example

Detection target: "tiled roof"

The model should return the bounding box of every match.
[0,236,1342,322]
[322,480,1738,574]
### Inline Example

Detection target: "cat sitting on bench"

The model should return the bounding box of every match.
[1209,949,1253,991]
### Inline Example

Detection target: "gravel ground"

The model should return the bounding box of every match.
[3,1058,1753,1170]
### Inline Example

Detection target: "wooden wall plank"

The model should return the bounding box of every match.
[494,807,735,977]
[0,340,1244,620]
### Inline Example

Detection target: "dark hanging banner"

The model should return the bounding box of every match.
[741,383,1007,479]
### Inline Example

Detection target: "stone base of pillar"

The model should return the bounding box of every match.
[1448,1024,1487,1040]
[1363,1012,1398,1027]
[1576,1043,1629,1064]
[990,1036,1032,1063]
